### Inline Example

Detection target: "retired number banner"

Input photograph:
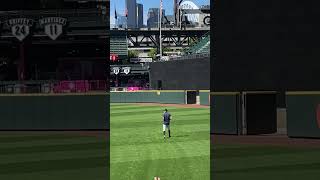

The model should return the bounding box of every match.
[39,17,67,40]
[7,18,33,41]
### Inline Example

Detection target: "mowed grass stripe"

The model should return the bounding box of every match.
[0,134,99,143]
[110,105,162,111]
[111,107,209,115]
[111,108,209,116]
[215,162,320,174]
[111,155,209,180]
[110,111,210,124]
[0,157,107,175]
[111,105,173,111]
[111,112,209,120]
[213,150,320,171]
[212,169,320,180]
[111,140,209,163]
[0,137,106,149]
[111,130,209,146]
[0,167,109,180]
[0,142,106,155]
[213,146,320,159]
[111,116,209,129]
[0,149,107,165]
[111,123,209,138]
[111,106,208,113]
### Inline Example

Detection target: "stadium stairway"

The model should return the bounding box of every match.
[184,32,210,55]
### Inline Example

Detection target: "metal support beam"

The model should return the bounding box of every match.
[113,29,209,48]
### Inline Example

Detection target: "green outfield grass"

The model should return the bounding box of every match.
[110,103,210,180]
[0,132,108,180]
[212,143,320,179]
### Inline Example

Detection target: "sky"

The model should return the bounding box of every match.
[110,0,210,26]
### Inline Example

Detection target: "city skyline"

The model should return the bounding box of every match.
[111,0,210,27]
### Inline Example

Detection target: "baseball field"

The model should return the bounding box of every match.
[0,131,108,180]
[212,135,320,179]
[110,103,210,180]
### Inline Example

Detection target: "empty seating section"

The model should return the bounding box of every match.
[184,33,210,55]
[110,37,128,56]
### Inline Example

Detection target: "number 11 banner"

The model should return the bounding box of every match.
[39,17,67,40]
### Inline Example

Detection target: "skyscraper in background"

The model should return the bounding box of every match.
[147,8,165,28]
[136,3,143,28]
[117,15,127,28]
[125,0,137,28]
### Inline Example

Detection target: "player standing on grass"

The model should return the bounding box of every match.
[163,109,172,139]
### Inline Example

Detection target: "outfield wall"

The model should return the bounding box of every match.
[210,91,320,138]
[0,93,109,130]
[286,92,320,138]
[110,91,185,104]
[110,90,211,105]
[200,91,210,106]
[211,93,240,134]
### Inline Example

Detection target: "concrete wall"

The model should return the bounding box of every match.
[0,93,108,130]
[110,91,186,104]
[150,58,210,90]
[287,93,320,138]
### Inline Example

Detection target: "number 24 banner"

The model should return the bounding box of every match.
[7,18,33,41]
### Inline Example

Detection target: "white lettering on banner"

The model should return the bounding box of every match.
[111,67,131,74]
[122,67,131,74]
[113,67,120,75]
[7,18,33,27]
[6,18,33,41]
[39,17,67,40]
[130,57,153,63]
[204,16,210,25]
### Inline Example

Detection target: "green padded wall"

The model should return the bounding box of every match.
[200,91,210,106]
[110,91,185,104]
[211,94,239,134]
[287,93,320,138]
[0,94,108,130]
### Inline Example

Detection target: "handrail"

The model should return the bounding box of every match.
[170,53,210,61]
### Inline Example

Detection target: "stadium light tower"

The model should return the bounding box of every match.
[174,0,184,27]
[159,0,163,59]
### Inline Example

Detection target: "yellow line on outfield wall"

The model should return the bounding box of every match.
[210,92,240,95]
[199,90,210,92]
[210,91,278,95]
[286,91,320,95]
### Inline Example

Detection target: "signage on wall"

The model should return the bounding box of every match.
[39,17,67,40]
[122,67,131,74]
[112,67,120,75]
[6,18,34,41]
[1,17,67,41]
[130,57,153,63]
[111,67,131,75]
[203,16,210,26]
[110,54,119,61]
